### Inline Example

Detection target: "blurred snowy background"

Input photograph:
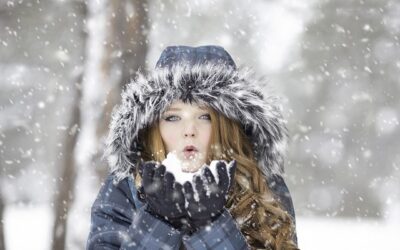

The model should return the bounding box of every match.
[1,0,399,249]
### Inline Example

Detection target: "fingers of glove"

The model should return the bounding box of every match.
[203,167,220,197]
[203,167,216,185]
[183,181,196,203]
[172,182,185,207]
[174,182,184,198]
[164,171,175,189]
[153,164,166,187]
[228,160,237,188]
[163,172,175,199]
[141,161,156,175]
[143,164,164,195]
[194,175,207,198]
[228,160,237,177]
[216,161,229,191]
[142,164,156,190]
[154,164,166,178]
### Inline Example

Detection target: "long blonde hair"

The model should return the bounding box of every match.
[135,104,298,250]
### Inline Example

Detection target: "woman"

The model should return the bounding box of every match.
[87,45,299,249]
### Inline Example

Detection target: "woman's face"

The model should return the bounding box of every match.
[159,100,212,172]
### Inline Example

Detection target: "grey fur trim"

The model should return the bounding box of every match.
[102,62,289,184]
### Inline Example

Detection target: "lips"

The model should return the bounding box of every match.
[183,145,198,159]
[183,145,198,152]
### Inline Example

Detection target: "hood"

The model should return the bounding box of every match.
[103,62,289,184]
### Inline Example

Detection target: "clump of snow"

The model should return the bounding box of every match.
[160,152,235,186]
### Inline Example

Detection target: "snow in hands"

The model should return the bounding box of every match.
[150,152,236,202]
[161,151,236,186]
[138,151,237,230]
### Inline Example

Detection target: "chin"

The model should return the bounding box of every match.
[181,168,198,173]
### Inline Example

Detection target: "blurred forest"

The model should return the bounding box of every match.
[0,0,399,249]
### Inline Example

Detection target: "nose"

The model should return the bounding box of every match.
[184,122,196,137]
[185,132,195,137]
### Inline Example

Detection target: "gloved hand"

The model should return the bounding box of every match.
[183,160,237,230]
[138,162,190,231]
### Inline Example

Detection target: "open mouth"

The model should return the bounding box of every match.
[183,145,198,159]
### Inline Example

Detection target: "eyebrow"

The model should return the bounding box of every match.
[167,106,207,111]
[167,108,181,111]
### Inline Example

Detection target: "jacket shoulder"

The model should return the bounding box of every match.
[91,173,137,219]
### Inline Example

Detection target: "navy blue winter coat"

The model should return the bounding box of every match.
[86,172,296,249]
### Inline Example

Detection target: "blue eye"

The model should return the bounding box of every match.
[201,114,211,120]
[164,114,211,122]
[165,115,179,121]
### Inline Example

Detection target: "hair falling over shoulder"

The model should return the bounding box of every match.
[135,106,299,250]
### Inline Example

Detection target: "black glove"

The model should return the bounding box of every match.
[138,162,190,230]
[183,160,237,230]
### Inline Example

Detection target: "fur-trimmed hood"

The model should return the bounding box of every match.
[103,62,289,184]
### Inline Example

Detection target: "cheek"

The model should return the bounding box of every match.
[200,125,212,146]
[159,125,178,149]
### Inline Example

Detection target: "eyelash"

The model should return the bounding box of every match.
[164,114,211,122]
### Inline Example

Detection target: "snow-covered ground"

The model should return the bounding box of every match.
[297,216,399,250]
[3,203,399,250]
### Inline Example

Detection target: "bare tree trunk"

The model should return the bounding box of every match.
[51,81,82,250]
[50,75,83,250]
[50,1,88,249]
[93,0,149,181]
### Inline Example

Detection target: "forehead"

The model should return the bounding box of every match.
[167,100,208,111]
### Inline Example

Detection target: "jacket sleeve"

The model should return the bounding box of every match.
[267,174,298,245]
[86,173,183,250]
[182,208,250,250]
